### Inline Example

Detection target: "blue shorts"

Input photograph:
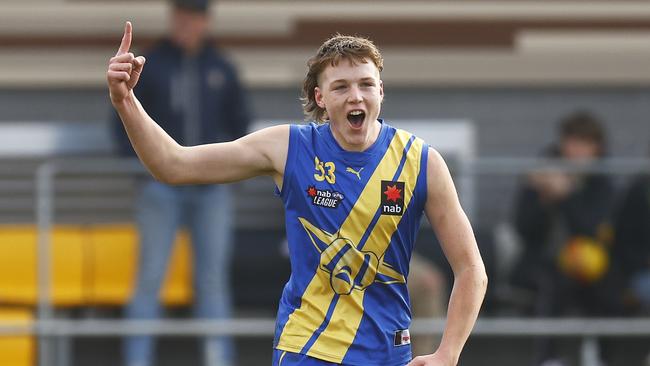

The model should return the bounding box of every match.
[272,349,409,366]
[273,349,339,366]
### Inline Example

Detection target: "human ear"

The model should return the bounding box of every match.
[315,86,325,108]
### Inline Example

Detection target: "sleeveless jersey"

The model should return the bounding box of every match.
[273,120,429,366]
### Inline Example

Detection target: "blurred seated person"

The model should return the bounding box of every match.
[407,253,447,356]
[511,111,623,366]
[614,159,650,315]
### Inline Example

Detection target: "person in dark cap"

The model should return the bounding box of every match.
[111,1,250,365]
[173,0,209,12]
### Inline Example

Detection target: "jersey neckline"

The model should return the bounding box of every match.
[320,119,389,165]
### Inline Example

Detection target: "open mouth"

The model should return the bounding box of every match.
[347,110,365,127]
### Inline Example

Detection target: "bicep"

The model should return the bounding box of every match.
[172,124,289,184]
[424,148,482,274]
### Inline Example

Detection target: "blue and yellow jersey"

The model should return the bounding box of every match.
[274,120,429,366]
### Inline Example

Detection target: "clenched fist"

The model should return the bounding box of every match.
[107,22,146,105]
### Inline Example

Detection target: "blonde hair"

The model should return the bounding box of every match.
[301,34,383,122]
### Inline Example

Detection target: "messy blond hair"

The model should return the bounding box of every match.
[301,34,384,122]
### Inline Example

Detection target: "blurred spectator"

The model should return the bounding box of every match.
[614,161,650,366]
[614,160,650,315]
[111,0,250,365]
[407,253,447,356]
[510,111,623,366]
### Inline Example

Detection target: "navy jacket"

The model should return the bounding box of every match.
[511,145,615,288]
[112,39,250,156]
[614,176,650,279]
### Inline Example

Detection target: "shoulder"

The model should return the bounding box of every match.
[380,120,399,136]
[389,126,429,162]
[423,147,464,217]
[239,124,291,167]
[291,122,327,140]
[205,47,237,68]
[249,124,292,176]
[145,40,176,60]
[138,42,178,77]
[387,123,424,146]
[427,147,445,166]
[249,123,291,140]
[425,147,452,187]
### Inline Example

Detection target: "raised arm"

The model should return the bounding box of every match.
[106,22,287,185]
[408,148,487,366]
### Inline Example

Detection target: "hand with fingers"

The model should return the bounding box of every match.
[407,352,456,366]
[107,21,146,105]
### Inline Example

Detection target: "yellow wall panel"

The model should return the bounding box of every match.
[0,227,37,304]
[0,307,35,366]
[86,224,137,305]
[50,227,85,305]
[0,224,191,308]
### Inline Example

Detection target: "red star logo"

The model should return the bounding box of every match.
[307,186,317,197]
[384,185,402,202]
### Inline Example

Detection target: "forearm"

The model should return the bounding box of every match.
[436,264,487,364]
[113,91,182,182]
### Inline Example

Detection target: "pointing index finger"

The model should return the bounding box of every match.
[116,21,132,56]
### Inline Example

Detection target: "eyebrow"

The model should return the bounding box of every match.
[330,77,376,84]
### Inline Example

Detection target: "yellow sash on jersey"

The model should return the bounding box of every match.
[276,130,425,363]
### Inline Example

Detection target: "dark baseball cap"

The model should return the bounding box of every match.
[172,0,209,12]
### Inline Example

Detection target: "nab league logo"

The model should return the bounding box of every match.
[306,185,344,209]
[381,180,405,216]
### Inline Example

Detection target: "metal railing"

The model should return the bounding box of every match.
[3,317,650,338]
[1,317,650,366]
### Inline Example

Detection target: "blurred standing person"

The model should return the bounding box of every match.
[511,111,621,366]
[111,0,250,365]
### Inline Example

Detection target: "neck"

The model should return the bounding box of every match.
[331,119,382,152]
[182,43,202,56]
[171,38,204,56]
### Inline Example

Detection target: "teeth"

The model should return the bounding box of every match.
[350,110,363,116]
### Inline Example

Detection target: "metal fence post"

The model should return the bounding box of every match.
[580,336,600,366]
[36,162,55,366]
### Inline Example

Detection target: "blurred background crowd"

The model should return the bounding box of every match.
[0,0,649,365]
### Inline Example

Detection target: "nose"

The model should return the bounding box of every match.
[347,85,363,103]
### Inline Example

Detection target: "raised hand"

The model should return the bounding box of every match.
[107,21,146,104]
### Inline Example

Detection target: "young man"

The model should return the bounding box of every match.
[108,22,487,366]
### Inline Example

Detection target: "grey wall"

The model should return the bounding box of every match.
[2,87,649,227]
[4,87,648,155]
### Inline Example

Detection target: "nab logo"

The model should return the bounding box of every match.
[381,180,405,216]
[306,185,344,209]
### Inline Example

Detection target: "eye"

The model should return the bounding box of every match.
[333,84,346,91]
